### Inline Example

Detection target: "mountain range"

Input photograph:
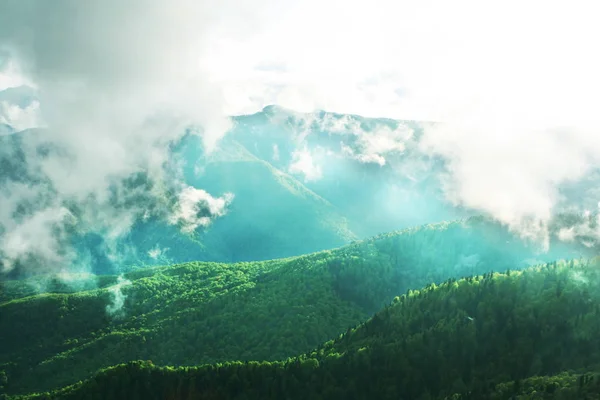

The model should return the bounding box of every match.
[2,87,600,399]
[0,217,596,397]
[0,88,465,276]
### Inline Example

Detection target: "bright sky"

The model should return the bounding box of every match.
[195,0,600,125]
[1,0,598,125]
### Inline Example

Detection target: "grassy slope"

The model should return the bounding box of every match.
[12,259,600,400]
[1,216,574,395]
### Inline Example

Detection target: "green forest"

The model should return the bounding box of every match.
[1,217,599,399]
[6,259,600,399]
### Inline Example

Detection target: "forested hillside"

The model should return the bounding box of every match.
[1,217,589,396]
[10,259,600,400]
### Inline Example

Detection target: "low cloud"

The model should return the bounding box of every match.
[169,187,234,234]
[0,99,40,131]
[105,275,132,317]
[420,119,600,249]
[267,108,415,171]
[341,144,386,166]
[148,245,169,261]
[555,207,600,247]
[319,114,414,166]
[289,148,322,182]
[0,203,75,272]
[0,85,40,131]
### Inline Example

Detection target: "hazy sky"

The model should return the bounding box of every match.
[1,0,597,122]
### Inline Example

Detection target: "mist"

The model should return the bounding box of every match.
[105,275,132,317]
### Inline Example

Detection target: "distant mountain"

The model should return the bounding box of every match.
[68,133,358,274]
[0,105,453,275]
[108,106,459,271]
[10,258,600,399]
[0,217,594,396]
[0,104,595,276]
[229,105,462,236]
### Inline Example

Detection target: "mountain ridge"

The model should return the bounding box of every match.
[0,217,595,395]
[7,258,600,399]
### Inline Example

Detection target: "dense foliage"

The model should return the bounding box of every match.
[2,217,587,395]
[9,260,600,399]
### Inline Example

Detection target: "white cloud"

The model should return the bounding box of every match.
[105,275,132,317]
[342,143,387,166]
[0,54,30,91]
[555,206,600,246]
[558,227,576,243]
[289,148,322,182]
[0,202,76,273]
[0,100,40,131]
[420,115,600,248]
[266,109,414,167]
[169,187,234,233]
[327,116,413,166]
[0,85,40,131]
[148,245,169,260]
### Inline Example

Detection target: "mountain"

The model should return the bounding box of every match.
[0,104,464,276]
[2,104,596,276]
[9,258,600,399]
[228,105,461,236]
[0,217,594,396]
[164,133,357,262]
[0,127,357,276]
[70,134,358,274]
